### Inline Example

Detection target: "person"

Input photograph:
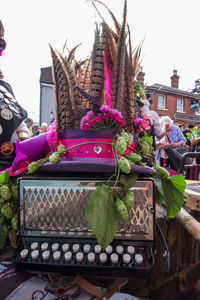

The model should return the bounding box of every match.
[190,135,200,164]
[141,97,165,140]
[41,122,48,134]
[182,124,194,150]
[155,116,186,168]
[24,117,33,137]
[140,96,166,165]
[0,20,29,171]
[32,125,40,137]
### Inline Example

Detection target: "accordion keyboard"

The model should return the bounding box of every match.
[14,237,154,278]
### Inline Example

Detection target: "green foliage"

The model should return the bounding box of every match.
[0,177,19,252]
[118,157,131,174]
[154,175,185,218]
[11,214,18,231]
[116,137,127,154]
[133,81,145,101]
[86,185,118,249]
[57,143,66,154]
[185,127,200,140]
[155,166,170,179]
[126,152,142,164]
[28,161,40,174]
[119,173,138,190]
[0,171,10,184]
[11,185,18,199]
[138,135,153,155]
[120,131,133,146]
[49,152,61,164]
[114,197,129,221]
[0,184,12,201]
[123,191,134,210]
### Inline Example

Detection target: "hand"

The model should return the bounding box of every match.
[157,142,168,149]
[169,142,176,148]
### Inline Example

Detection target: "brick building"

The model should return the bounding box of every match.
[137,70,200,129]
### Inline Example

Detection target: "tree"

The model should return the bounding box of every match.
[192,78,200,93]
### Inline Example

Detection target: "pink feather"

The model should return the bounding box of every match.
[103,50,112,107]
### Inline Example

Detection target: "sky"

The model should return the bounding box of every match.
[1,0,200,122]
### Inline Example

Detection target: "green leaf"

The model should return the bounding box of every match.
[169,175,186,194]
[0,171,10,184]
[161,176,185,218]
[155,178,164,204]
[119,173,138,190]
[85,185,118,249]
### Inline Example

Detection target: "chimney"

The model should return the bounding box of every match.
[136,67,145,86]
[171,69,179,88]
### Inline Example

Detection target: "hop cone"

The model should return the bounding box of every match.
[57,144,66,154]
[49,152,61,164]
[118,157,131,174]
[116,137,127,154]
[121,131,133,147]
[0,185,12,201]
[28,162,40,174]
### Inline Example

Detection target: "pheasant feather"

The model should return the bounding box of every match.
[90,25,104,105]
[50,45,74,132]
[112,0,127,112]
[92,0,121,36]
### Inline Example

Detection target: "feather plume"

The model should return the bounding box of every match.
[132,41,143,80]
[50,45,75,132]
[90,24,104,105]
[92,0,121,36]
[66,43,82,64]
[112,0,127,112]
[78,56,92,112]
[123,49,134,132]
[58,53,82,128]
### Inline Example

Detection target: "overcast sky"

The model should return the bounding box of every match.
[1,0,200,122]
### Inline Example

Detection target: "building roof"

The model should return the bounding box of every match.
[40,67,54,85]
[148,83,200,100]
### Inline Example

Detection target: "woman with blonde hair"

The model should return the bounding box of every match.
[155,116,186,168]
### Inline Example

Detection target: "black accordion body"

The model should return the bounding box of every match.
[13,175,156,279]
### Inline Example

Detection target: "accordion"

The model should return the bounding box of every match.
[13,175,156,279]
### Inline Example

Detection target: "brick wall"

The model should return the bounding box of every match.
[150,91,200,128]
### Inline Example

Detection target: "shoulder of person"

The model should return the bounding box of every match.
[0,79,15,97]
[172,124,180,131]
[15,121,29,134]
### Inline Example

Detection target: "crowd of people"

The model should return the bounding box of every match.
[24,118,48,137]
[140,96,200,172]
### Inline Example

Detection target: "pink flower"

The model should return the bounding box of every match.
[102,113,110,119]
[141,119,150,131]
[134,118,143,125]
[86,110,94,120]
[93,115,103,123]
[100,105,110,113]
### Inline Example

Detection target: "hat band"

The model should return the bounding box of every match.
[58,138,114,158]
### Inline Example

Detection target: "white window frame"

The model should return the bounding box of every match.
[177,98,183,112]
[158,94,166,110]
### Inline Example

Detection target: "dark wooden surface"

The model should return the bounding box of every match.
[1,214,200,300]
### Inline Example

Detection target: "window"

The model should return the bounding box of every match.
[195,103,200,115]
[158,94,166,109]
[177,98,183,112]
